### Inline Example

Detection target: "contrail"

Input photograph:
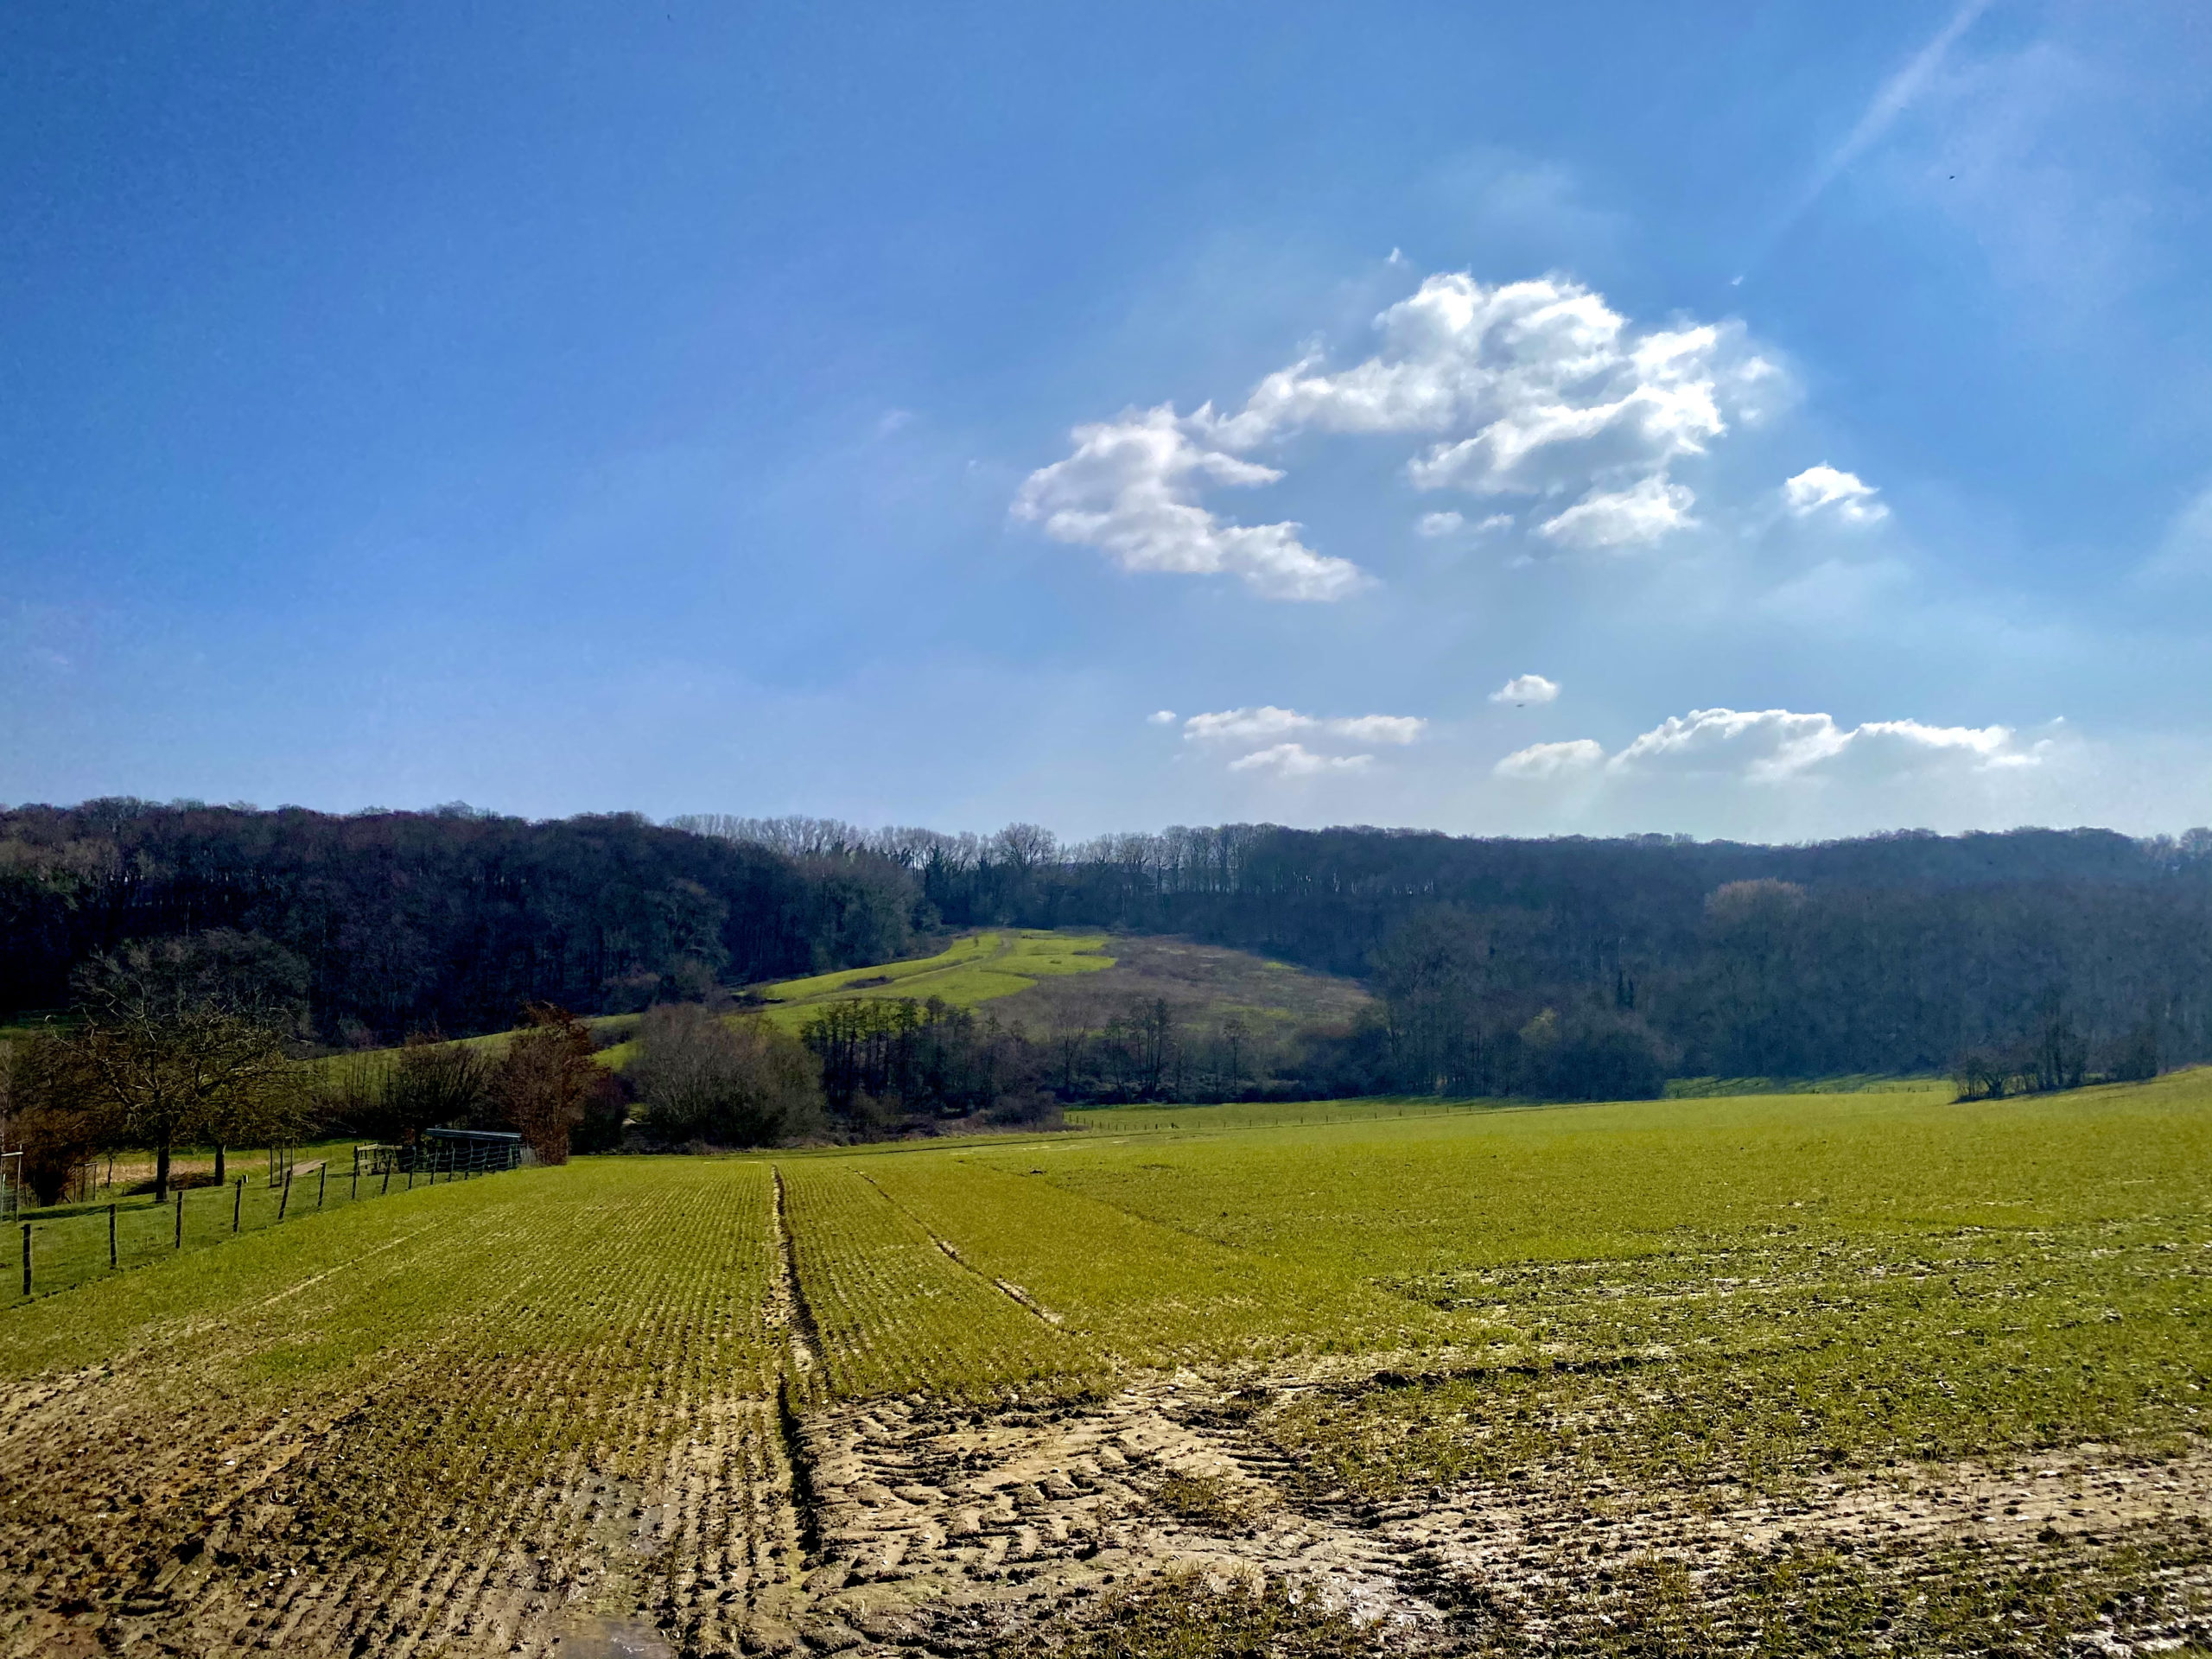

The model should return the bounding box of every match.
[1733,0,1996,287]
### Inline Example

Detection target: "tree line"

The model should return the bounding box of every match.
[0,800,931,1044]
[0,931,620,1206]
[6,802,2211,1119]
[686,817,2212,1092]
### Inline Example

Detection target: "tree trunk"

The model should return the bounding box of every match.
[213,1143,226,1184]
[154,1138,171,1205]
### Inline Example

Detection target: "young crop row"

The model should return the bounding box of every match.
[993,1074,2212,1497]
[0,1157,785,1656]
[857,1153,1444,1369]
[774,1160,1091,1402]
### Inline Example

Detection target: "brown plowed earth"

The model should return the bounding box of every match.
[7,1369,2211,1656]
[788,1377,2212,1656]
[0,1377,807,1659]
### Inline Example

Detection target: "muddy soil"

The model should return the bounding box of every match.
[785,1376,2212,1656]
[7,1370,2209,1656]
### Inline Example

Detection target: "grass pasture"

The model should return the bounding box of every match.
[749,928,1115,1031]
[5,1141,403,1305]
[3,1075,2209,1656]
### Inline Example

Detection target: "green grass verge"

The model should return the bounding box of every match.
[6,1141,488,1307]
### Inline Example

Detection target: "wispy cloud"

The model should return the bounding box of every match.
[1228,743,1373,778]
[1183,705,1425,747]
[1741,0,1997,280]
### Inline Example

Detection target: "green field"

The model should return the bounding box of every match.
[749,927,1115,1030]
[3,1075,2209,1656]
[5,1139,489,1306]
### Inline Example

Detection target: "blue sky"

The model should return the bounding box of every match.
[5,1,2209,840]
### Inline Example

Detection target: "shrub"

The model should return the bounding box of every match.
[2,1033,99,1205]
[629,1003,823,1147]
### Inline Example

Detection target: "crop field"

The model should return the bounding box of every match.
[4,1075,2210,1656]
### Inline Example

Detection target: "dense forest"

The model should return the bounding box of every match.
[5,801,2209,1108]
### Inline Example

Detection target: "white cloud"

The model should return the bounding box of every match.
[1417,509,1515,539]
[1181,705,1423,778]
[1493,705,2044,804]
[1495,739,1605,779]
[1147,709,1178,726]
[1182,705,1425,747]
[1329,713,1428,746]
[1534,475,1697,548]
[1009,407,1367,601]
[1015,269,1787,594]
[1185,708,1424,747]
[1608,707,2031,783]
[1490,673,1560,705]
[1229,742,1375,778]
[1783,464,1889,525]
[1184,705,1312,745]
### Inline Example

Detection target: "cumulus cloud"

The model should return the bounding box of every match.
[1490,673,1560,705]
[1228,743,1374,777]
[1016,269,1785,594]
[1501,706,2037,789]
[1179,704,1425,779]
[1494,738,1605,778]
[1147,709,1178,725]
[1783,464,1889,525]
[1609,708,2029,782]
[1009,407,1366,601]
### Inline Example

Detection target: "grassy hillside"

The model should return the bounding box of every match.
[3,1072,2208,1655]
[748,927,1114,1031]
[985,931,1372,1034]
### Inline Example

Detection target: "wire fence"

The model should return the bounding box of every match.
[8,1132,532,1306]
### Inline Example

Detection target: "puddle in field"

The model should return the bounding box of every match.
[562,1611,675,1658]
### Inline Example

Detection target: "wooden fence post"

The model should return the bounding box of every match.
[109,1204,118,1269]
[318,1164,327,1208]
[174,1188,184,1249]
[277,1167,293,1222]
[21,1224,30,1296]
[381,1162,391,1197]
[234,1177,244,1233]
